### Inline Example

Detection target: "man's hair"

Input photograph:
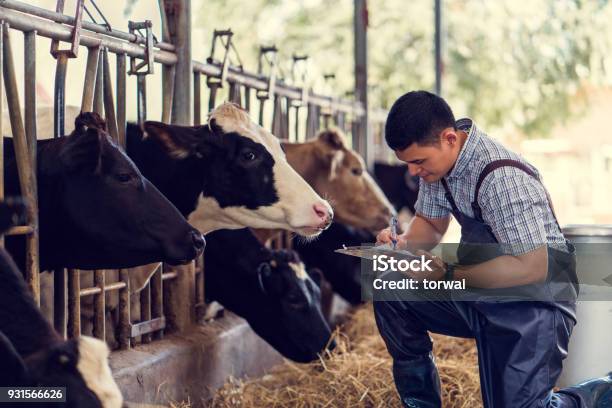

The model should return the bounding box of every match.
[385,90,456,151]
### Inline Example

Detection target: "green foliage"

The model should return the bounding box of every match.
[194,0,612,137]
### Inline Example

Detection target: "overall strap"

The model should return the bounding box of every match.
[440,178,461,216]
[473,159,561,227]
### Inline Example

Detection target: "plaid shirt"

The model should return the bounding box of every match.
[415,118,568,254]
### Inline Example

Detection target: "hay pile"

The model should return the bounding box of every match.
[207,304,482,408]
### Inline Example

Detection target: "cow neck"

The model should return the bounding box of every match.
[126,123,204,217]
[0,250,61,357]
[281,142,319,185]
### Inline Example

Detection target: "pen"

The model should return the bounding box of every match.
[390,216,398,250]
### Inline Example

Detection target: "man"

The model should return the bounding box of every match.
[375,90,612,407]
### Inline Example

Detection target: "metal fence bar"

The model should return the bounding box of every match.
[102,48,119,142]
[81,46,99,112]
[193,71,201,125]
[0,1,176,52]
[93,48,103,115]
[161,64,174,123]
[193,61,364,116]
[136,74,147,125]
[67,268,80,337]
[3,24,39,303]
[140,283,151,343]
[118,268,130,349]
[0,7,177,65]
[151,265,163,340]
[116,53,126,147]
[92,269,105,340]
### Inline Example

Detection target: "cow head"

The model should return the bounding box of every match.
[204,229,334,363]
[282,128,395,232]
[46,113,204,269]
[0,333,123,408]
[253,250,335,362]
[143,103,333,237]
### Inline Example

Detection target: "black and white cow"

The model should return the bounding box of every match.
[126,102,333,236]
[373,162,420,214]
[4,113,204,272]
[204,228,334,363]
[0,198,123,408]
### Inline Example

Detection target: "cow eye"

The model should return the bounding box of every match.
[351,168,362,176]
[115,173,132,183]
[242,151,257,161]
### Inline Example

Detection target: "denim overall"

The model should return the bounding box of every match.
[373,160,608,408]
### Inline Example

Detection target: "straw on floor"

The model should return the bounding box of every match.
[206,304,482,408]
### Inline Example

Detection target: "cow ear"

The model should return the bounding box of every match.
[144,121,212,160]
[307,268,323,287]
[0,332,28,385]
[318,129,346,151]
[59,127,103,174]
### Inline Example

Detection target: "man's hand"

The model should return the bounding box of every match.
[404,250,446,282]
[376,227,407,249]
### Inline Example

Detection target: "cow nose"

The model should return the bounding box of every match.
[191,230,206,251]
[313,203,333,228]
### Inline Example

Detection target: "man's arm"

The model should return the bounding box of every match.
[377,214,450,252]
[453,245,548,288]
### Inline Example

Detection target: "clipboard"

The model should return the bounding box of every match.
[335,244,421,261]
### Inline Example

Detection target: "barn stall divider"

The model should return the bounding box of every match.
[0,0,387,403]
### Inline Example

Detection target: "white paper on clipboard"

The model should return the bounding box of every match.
[334,244,420,260]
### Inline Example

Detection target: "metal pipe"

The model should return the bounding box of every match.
[116,53,126,148]
[140,284,151,343]
[166,0,191,125]
[193,71,201,125]
[162,271,178,280]
[67,268,80,338]
[102,48,119,142]
[161,64,174,123]
[193,61,364,116]
[0,7,178,65]
[3,24,39,303]
[151,265,163,340]
[434,0,442,96]
[80,46,99,112]
[53,54,68,138]
[0,0,176,52]
[93,269,105,340]
[136,74,147,125]
[79,281,126,296]
[118,268,130,349]
[93,48,103,115]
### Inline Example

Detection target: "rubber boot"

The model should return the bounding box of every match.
[393,353,442,408]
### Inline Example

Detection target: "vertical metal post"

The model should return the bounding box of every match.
[161,65,175,123]
[93,270,105,340]
[67,269,80,338]
[140,284,151,343]
[93,48,104,116]
[24,31,37,160]
[81,46,100,112]
[3,25,39,304]
[354,0,371,168]
[136,74,147,126]
[53,54,68,138]
[151,265,163,340]
[165,0,192,125]
[116,54,127,147]
[118,268,131,349]
[193,71,201,125]
[102,48,119,142]
[434,0,442,95]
